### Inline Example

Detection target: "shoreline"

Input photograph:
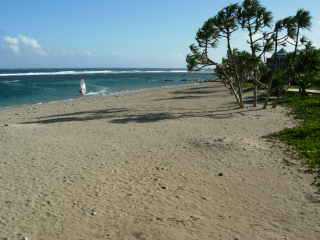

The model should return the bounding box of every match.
[0,82,319,240]
[0,81,206,113]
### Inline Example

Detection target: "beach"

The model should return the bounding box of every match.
[0,82,319,239]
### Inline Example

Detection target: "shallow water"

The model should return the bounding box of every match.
[0,68,214,108]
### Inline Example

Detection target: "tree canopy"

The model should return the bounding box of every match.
[187,0,317,108]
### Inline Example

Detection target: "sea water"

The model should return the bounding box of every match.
[0,68,214,108]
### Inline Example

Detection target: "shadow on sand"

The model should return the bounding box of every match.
[22,84,262,125]
[23,108,129,124]
[22,107,262,125]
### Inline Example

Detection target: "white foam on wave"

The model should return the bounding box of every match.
[0,69,193,77]
[86,87,110,96]
[1,79,21,84]
[106,82,201,97]
[0,70,113,77]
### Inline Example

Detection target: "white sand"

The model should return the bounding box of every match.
[0,82,319,240]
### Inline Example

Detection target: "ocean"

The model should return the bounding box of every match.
[0,68,214,108]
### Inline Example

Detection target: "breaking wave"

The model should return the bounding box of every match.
[0,69,191,77]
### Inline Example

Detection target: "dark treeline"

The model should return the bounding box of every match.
[187,0,320,108]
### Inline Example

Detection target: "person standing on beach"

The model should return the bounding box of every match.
[80,79,86,96]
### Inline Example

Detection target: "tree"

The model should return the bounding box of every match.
[238,0,274,107]
[231,49,264,92]
[292,9,312,58]
[213,4,245,107]
[186,19,219,71]
[284,9,312,86]
[263,17,296,108]
[292,43,320,95]
[213,3,240,56]
[186,4,245,108]
[187,0,316,109]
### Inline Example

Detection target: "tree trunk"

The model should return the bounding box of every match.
[264,31,278,109]
[294,27,300,58]
[263,74,273,109]
[248,25,258,107]
[226,33,244,108]
[219,66,242,108]
[291,27,300,87]
[237,80,244,108]
[253,85,258,107]
[229,81,243,108]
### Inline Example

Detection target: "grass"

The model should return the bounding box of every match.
[242,82,255,89]
[275,94,320,177]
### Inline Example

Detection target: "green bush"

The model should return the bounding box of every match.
[277,95,320,169]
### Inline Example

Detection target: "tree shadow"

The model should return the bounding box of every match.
[21,83,263,125]
[154,95,210,101]
[22,108,128,124]
[188,85,223,91]
[21,105,261,125]
[154,84,228,101]
[109,107,262,124]
[172,89,225,95]
[38,108,128,119]
[243,96,266,105]
[110,112,176,124]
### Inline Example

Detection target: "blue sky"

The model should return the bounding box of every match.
[0,0,319,68]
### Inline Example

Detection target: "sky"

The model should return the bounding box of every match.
[0,0,319,69]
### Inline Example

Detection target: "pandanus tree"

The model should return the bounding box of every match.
[263,17,297,108]
[186,20,240,101]
[292,9,312,58]
[214,4,246,107]
[286,9,312,86]
[187,4,246,108]
[238,0,274,107]
[213,3,240,56]
[292,42,320,95]
[187,0,315,108]
[272,17,296,63]
[186,19,219,71]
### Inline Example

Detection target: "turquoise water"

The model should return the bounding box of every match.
[0,68,214,108]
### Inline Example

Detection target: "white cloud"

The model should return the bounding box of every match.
[3,35,47,55]
[4,36,20,54]
[19,35,47,55]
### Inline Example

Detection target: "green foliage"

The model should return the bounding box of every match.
[213,3,240,49]
[294,9,312,30]
[271,69,287,95]
[288,44,320,94]
[186,45,203,71]
[272,17,296,50]
[228,50,264,82]
[238,0,274,57]
[186,0,318,109]
[196,19,219,49]
[292,9,312,56]
[239,0,273,30]
[214,3,239,32]
[276,95,320,170]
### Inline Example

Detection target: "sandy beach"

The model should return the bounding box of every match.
[0,82,319,240]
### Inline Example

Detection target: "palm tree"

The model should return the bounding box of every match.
[293,9,312,58]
